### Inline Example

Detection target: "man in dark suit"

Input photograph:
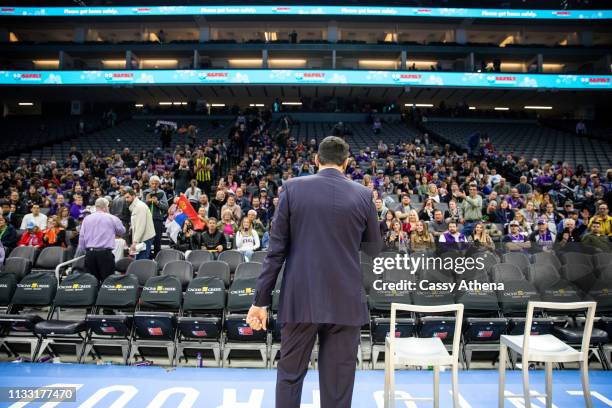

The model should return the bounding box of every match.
[247,136,382,408]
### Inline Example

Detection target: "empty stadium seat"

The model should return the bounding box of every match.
[186,250,214,271]
[176,276,226,366]
[155,249,186,272]
[161,260,193,290]
[502,252,530,275]
[1,257,31,281]
[250,251,268,264]
[84,274,140,364]
[114,257,133,274]
[217,250,244,274]
[33,273,98,361]
[126,259,158,286]
[197,261,231,287]
[234,262,263,281]
[32,247,66,275]
[8,246,39,265]
[533,251,562,271]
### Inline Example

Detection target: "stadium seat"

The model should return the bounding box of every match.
[593,252,612,271]
[560,264,596,293]
[130,274,183,364]
[223,275,267,367]
[217,250,244,274]
[0,272,58,360]
[491,263,524,283]
[126,259,158,286]
[0,270,18,309]
[176,276,226,366]
[186,250,214,271]
[2,257,31,281]
[83,274,139,364]
[155,248,186,272]
[502,252,530,275]
[33,273,98,362]
[161,260,193,290]
[32,247,66,275]
[533,251,562,271]
[559,251,593,268]
[114,257,133,274]
[250,251,268,264]
[8,246,39,265]
[234,262,263,281]
[197,261,231,287]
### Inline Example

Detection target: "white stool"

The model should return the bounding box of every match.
[498,301,596,408]
[384,303,464,408]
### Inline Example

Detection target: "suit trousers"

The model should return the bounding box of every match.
[84,248,114,282]
[276,323,360,408]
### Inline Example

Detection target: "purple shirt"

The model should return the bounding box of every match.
[78,211,126,250]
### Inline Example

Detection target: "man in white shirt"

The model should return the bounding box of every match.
[20,204,48,230]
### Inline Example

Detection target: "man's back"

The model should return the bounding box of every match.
[255,168,380,326]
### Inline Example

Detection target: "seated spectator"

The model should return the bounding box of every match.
[429,210,448,239]
[513,211,532,235]
[529,218,556,252]
[401,210,420,234]
[410,220,435,252]
[221,194,242,222]
[542,202,560,234]
[0,215,18,252]
[18,221,44,248]
[493,178,510,195]
[20,203,47,230]
[468,222,495,252]
[557,211,586,238]
[380,210,396,236]
[506,188,525,209]
[483,200,499,223]
[42,216,66,248]
[581,220,611,252]
[438,221,467,245]
[197,194,219,219]
[516,175,533,195]
[395,194,414,221]
[495,198,514,227]
[521,201,539,225]
[57,206,76,231]
[175,219,201,252]
[418,198,436,222]
[218,209,238,243]
[427,184,440,203]
[375,198,387,221]
[200,218,227,253]
[247,209,267,242]
[69,194,85,220]
[385,220,409,252]
[588,202,612,236]
[502,220,530,252]
[235,217,261,261]
[49,194,69,217]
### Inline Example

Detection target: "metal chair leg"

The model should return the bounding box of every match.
[498,344,506,408]
[545,362,552,408]
[384,348,390,408]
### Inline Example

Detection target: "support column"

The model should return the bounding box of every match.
[455,28,466,45]
[262,49,268,69]
[579,31,593,47]
[536,53,543,73]
[400,51,407,70]
[327,21,338,43]
[59,50,73,69]
[126,50,139,69]
[466,52,474,72]
[73,27,86,43]
[193,50,200,69]
[199,24,210,43]
[332,49,337,69]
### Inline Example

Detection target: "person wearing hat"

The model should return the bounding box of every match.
[529,217,555,252]
[502,220,530,252]
[143,175,169,257]
[17,220,43,248]
[78,198,126,282]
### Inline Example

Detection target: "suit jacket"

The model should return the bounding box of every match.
[254,168,382,326]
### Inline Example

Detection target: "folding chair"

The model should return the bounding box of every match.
[384,303,464,408]
[83,274,139,364]
[176,276,226,367]
[33,273,98,362]
[499,301,596,408]
[223,275,267,367]
[0,272,58,360]
[130,275,182,364]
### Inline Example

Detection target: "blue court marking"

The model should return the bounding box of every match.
[0,362,611,407]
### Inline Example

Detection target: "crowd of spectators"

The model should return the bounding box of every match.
[0,110,611,267]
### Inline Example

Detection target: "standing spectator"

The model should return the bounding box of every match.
[18,221,44,248]
[194,151,213,196]
[124,187,155,260]
[143,176,169,257]
[0,215,18,252]
[235,217,261,261]
[197,194,219,220]
[185,180,202,206]
[174,158,193,195]
[78,198,125,282]
[221,195,243,222]
[20,204,47,231]
[460,184,482,236]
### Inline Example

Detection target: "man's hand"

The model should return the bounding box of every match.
[246,305,268,331]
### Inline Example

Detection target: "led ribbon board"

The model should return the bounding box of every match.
[2,70,611,90]
[0,5,611,19]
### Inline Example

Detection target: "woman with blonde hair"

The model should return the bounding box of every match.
[427,183,441,203]
[513,211,532,234]
[410,220,435,252]
[235,217,261,261]
[401,209,420,234]
[469,222,495,252]
[217,209,238,244]
[385,220,409,253]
